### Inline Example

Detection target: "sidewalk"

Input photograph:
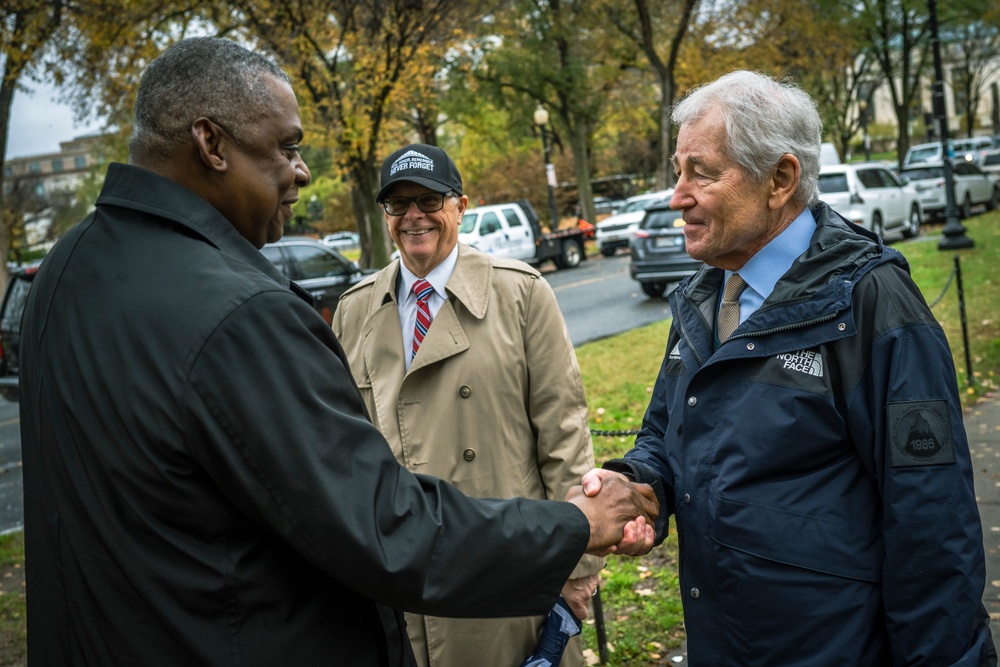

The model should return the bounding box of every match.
[969,392,1000,634]
[660,391,1000,666]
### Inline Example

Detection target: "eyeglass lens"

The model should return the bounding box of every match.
[383,193,446,215]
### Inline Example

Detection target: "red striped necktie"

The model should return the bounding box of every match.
[411,279,434,361]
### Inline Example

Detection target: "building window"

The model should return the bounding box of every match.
[52,159,64,172]
[2,167,11,179]
[74,156,87,169]
[29,162,41,174]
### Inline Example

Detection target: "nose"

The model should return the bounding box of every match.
[294,154,311,187]
[670,175,693,210]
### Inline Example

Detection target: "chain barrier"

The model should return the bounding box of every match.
[590,428,640,437]
[926,265,957,310]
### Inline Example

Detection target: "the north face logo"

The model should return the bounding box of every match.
[776,350,823,377]
[390,150,434,175]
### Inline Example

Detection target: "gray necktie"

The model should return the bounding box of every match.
[718,273,747,343]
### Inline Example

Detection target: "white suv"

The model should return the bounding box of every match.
[900,161,1000,219]
[818,163,923,239]
[594,190,672,256]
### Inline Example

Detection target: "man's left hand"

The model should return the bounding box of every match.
[561,574,600,620]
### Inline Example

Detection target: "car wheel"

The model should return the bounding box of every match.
[988,188,1000,212]
[600,246,616,257]
[902,204,921,239]
[960,194,973,219]
[554,239,583,269]
[641,281,667,298]
[871,211,884,239]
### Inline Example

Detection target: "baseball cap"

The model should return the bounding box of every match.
[376,144,463,202]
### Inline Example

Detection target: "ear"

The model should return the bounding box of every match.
[455,194,469,218]
[191,118,228,173]
[768,154,800,210]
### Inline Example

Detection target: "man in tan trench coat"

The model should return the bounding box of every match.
[333,143,602,667]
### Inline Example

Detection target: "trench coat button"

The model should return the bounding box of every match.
[690,587,700,599]
[463,448,476,461]
[459,385,472,398]
[683,493,691,504]
[687,396,697,407]
[746,342,755,351]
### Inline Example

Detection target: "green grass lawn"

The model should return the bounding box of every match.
[1,212,996,664]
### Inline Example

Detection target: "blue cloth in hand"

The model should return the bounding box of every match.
[521,596,583,667]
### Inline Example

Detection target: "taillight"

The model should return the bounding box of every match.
[633,230,650,239]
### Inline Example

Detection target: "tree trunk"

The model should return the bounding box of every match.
[349,160,391,269]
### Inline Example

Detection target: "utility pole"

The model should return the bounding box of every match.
[929,0,974,250]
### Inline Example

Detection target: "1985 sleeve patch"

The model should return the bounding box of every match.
[887,400,955,467]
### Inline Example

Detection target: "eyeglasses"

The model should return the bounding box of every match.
[382,192,455,216]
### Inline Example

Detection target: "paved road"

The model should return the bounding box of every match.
[543,252,674,346]
[0,251,672,534]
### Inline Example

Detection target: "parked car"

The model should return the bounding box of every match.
[952,136,995,165]
[322,231,360,251]
[594,190,673,257]
[818,163,923,239]
[981,148,1000,178]
[629,201,702,298]
[903,141,943,167]
[0,263,41,402]
[261,236,375,325]
[899,161,1000,220]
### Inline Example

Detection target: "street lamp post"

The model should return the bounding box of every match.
[859,99,871,162]
[533,105,560,232]
[928,0,973,250]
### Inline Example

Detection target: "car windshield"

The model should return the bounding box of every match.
[903,167,944,180]
[619,198,657,214]
[907,147,940,163]
[642,208,684,230]
[460,213,478,234]
[984,153,1000,166]
[817,173,850,193]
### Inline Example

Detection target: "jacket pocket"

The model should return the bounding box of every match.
[710,493,883,582]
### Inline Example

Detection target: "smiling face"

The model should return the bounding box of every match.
[669,110,786,271]
[221,75,311,248]
[384,182,467,277]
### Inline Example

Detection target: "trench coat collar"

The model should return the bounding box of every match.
[367,243,492,320]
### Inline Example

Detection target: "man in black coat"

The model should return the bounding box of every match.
[19,37,656,666]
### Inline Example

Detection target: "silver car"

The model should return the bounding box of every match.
[900,161,1000,219]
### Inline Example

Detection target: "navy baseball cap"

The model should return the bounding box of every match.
[376,144,463,202]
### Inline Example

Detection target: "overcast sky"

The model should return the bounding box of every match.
[5,79,104,160]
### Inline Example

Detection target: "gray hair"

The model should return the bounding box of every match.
[672,70,822,207]
[130,37,291,163]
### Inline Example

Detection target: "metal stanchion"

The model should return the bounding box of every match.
[592,586,609,664]
[954,255,974,387]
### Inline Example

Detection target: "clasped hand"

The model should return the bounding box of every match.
[566,470,658,557]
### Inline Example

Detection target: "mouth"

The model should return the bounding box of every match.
[403,228,435,236]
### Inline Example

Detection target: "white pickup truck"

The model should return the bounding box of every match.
[458,200,591,270]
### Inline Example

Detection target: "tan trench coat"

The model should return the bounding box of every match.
[333,244,601,667]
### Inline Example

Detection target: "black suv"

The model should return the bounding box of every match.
[629,202,703,298]
[260,236,375,324]
[0,264,41,402]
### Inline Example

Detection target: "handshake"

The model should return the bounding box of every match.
[566,469,659,557]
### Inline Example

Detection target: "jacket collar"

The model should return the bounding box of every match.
[368,243,492,319]
[96,162,292,288]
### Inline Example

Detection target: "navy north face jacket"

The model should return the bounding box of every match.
[608,202,995,665]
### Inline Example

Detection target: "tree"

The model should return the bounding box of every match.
[1,1,65,285]
[859,0,932,167]
[605,0,699,190]
[945,5,1000,137]
[225,0,472,269]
